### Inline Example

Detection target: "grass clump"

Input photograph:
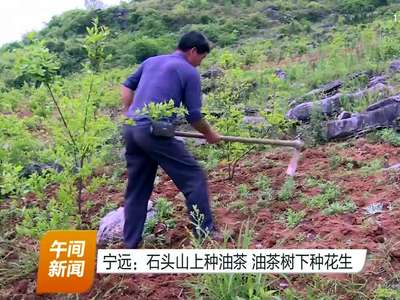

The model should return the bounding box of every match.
[278,177,296,201]
[322,199,357,215]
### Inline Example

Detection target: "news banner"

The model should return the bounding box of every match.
[36,230,367,294]
[97,249,366,274]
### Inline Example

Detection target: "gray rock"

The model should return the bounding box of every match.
[275,68,287,79]
[304,80,343,99]
[368,75,387,88]
[243,116,267,126]
[97,201,155,245]
[348,83,390,100]
[347,71,369,81]
[320,23,336,30]
[295,7,329,22]
[20,162,63,178]
[366,94,400,111]
[201,78,219,94]
[262,5,292,23]
[97,207,124,245]
[319,80,343,96]
[365,203,384,215]
[201,67,224,79]
[389,59,400,73]
[338,111,352,120]
[244,107,259,116]
[286,93,342,121]
[287,83,391,122]
[326,100,400,139]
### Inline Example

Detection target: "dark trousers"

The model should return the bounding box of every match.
[122,124,214,248]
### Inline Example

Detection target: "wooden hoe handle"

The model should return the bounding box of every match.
[174,131,304,150]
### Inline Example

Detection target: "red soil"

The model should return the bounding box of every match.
[88,139,400,299]
[83,139,400,299]
[6,139,400,299]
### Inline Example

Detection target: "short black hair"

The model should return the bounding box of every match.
[177,31,211,54]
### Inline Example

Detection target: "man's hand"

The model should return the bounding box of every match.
[191,119,221,144]
[204,130,221,144]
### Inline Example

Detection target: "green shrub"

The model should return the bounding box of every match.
[16,182,78,238]
[338,0,388,15]
[0,115,42,166]
[377,128,400,146]
[128,36,167,63]
[254,175,274,207]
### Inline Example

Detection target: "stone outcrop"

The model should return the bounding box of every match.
[20,162,63,178]
[286,83,390,121]
[201,67,224,79]
[286,58,400,139]
[326,95,400,139]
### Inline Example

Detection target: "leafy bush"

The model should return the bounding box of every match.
[16,182,78,238]
[297,104,328,146]
[0,115,42,166]
[359,159,383,177]
[338,0,388,15]
[0,164,25,197]
[376,128,400,146]
[14,20,118,216]
[202,73,264,179]
[374,286,400,300]
[124,36,170,63]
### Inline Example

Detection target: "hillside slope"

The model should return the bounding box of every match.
[1,0,400,299]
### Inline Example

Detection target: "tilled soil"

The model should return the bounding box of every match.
[4,138,400,299]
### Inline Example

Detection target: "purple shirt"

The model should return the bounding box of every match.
[123,51,203,124]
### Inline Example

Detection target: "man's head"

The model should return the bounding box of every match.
[177,31,210,67]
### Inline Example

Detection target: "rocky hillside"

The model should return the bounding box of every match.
[1,0,400,299]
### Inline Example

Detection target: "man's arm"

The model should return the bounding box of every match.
[183,71,221,144]
[121,63,144,115]
[191,118,221,144]
[121,85,134,115]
